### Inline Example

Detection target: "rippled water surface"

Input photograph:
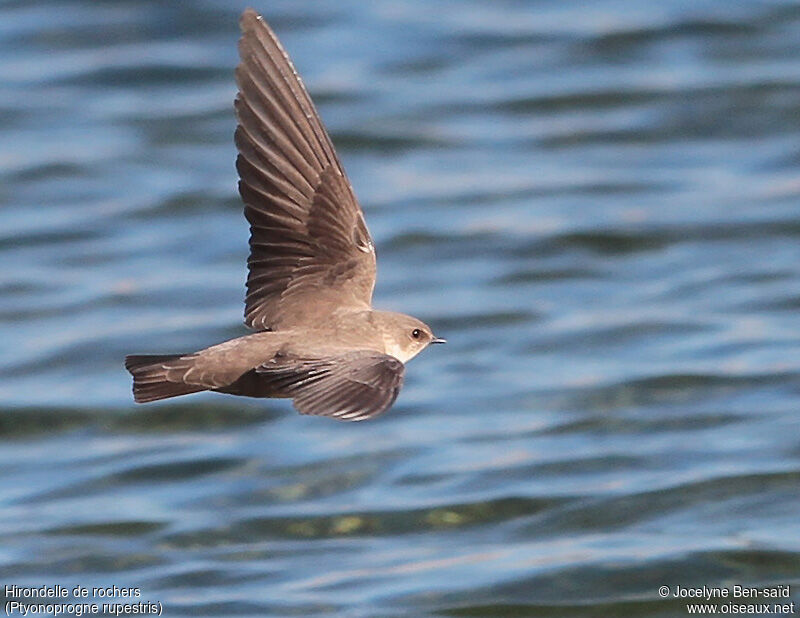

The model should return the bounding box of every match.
[2,0,800,615]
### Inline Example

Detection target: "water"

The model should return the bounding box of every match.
[1,0,800,615]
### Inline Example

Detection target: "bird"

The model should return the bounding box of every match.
[124,8,445,421]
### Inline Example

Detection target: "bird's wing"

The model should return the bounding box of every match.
[255,350,405,421]
[236,9,376,331]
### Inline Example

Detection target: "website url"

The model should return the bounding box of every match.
[686,602,796,614]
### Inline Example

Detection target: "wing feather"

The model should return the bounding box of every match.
[255,351,405,421]
[236,9,376,331]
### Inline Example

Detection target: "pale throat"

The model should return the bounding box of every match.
[382,333,418,364]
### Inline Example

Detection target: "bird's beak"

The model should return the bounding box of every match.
[431,337,447,344]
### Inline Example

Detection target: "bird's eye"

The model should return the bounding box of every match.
[411,328,422,339]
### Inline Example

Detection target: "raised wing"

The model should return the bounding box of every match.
[236,9,376,331]
[256,351,405,421]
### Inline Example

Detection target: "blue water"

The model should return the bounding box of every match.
[1,0,800,615]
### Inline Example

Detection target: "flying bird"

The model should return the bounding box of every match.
[125,8,445,421]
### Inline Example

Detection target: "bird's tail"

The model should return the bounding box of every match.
[124,354,206,403]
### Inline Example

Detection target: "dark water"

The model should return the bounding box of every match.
[2,0,800,615]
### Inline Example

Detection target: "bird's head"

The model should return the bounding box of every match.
[375,311,446,363]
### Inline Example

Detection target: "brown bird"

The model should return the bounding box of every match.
[125,8,445,421]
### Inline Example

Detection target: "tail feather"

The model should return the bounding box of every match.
[125,354,206,403]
